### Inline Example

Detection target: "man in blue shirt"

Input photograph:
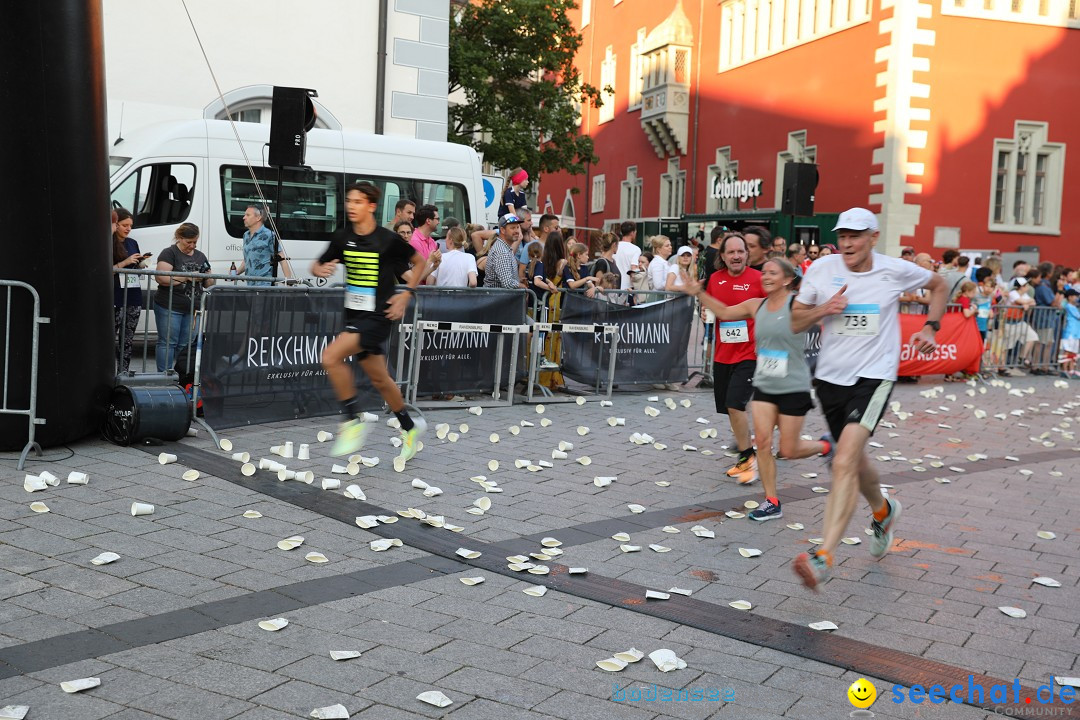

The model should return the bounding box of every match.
[1031,268,1060,373]
[238,205,277,286]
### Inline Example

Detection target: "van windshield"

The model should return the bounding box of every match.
[219,165,470,242]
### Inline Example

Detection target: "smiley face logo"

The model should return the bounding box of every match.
[847,678,877,709]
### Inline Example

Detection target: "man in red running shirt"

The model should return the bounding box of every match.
[706,235,766,483]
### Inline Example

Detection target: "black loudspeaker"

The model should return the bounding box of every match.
[781,162,819,216]
[268,86,318,167]
[102,384,192,446]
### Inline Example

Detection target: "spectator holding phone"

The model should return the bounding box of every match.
[112,207,150,373]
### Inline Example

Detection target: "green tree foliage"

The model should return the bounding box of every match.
[448,0,604,178]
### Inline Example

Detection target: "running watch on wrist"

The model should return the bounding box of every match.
[923,320,941,331]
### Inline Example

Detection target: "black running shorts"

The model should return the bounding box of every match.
[813,377,894,441]
[751,389,814,417]
[713,360,756,414]
[344,311,392,356]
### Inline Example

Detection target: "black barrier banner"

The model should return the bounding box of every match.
[559,293,695,385]
[199,289,384,429]
[400,288,528,396]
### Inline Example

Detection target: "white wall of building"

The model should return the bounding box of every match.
[103,0,448,140]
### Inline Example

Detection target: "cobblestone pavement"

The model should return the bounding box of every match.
[1,375,1077,719]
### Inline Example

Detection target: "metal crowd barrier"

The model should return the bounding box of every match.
[981,304,1064,376]
[524,319,619,403]
[599,289,701,389]
[524,288,698,394]
[0,280,49,469]
[402,319,525,408]
[398,286,532,410]
[113,267,308,379]
[114,268,314,446]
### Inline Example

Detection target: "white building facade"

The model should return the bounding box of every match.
[103,0,450,140]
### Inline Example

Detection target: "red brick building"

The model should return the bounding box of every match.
[539,0,1080,264]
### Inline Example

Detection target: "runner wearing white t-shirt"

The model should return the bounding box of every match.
[789,208,947,590]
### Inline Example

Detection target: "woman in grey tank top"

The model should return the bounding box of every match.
[685,258,832,521]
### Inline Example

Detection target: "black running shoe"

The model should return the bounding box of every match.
[749,499,782,522]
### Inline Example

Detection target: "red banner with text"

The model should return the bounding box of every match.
[898,313,983,376]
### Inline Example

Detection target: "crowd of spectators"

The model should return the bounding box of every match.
[110,171,1080,383]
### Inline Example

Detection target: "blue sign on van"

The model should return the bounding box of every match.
[483,177,496,206]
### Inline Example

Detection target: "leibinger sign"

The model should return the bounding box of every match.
[710,176,763,203]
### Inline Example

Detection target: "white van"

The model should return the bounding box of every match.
[109,119,485,281]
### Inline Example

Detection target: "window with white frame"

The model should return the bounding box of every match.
[599,47,616,123]
[718,0,872,71]
[775,130,817,208]
[989,121,1064,234]
[628,28,646,110]
[591,175,606,213]
[562,191,577,222]
[942,0,1080,29]
[582,0,592,26]
[659,158,687,217]
[706,148,740,214]
[620,166,643,219]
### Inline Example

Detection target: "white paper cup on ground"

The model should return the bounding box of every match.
[417,690,453,708]
[130,502,155,516]
[30,501,50,513]
[297,443,310,460]
[282,441,294,458]
[295,471,314,484]
[278,469,296,481]
[309,704,349,719]
[322,478,341,490]
[0,705,29,720]
[218,438,233,451]
[241,462,256,476]
[231,452,250,462]
[317,430,333,442]
[67,471,89,485]
[39,470,59,486]
[59,677,101,693]
[23,475,47,492]
[258,618,289,632]
[158,453,177,465]
[182,470,200,482]
[91,552,120,565]
[343,485,366,500]
[648,649,687,672]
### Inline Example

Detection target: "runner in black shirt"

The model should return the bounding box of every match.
[313,182,428,461]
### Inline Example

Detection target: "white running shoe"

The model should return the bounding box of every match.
[869,498,902,558]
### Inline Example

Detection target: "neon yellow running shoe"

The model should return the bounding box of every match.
[331,419,370,457]
[397,417,428,463]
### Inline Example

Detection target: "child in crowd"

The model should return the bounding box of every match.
[954,281,977,318]
[974,268,998,343]
[945,281,978,382]
[1061,289,1080,377]
[526,241,556,299]
[586,272,624,303]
